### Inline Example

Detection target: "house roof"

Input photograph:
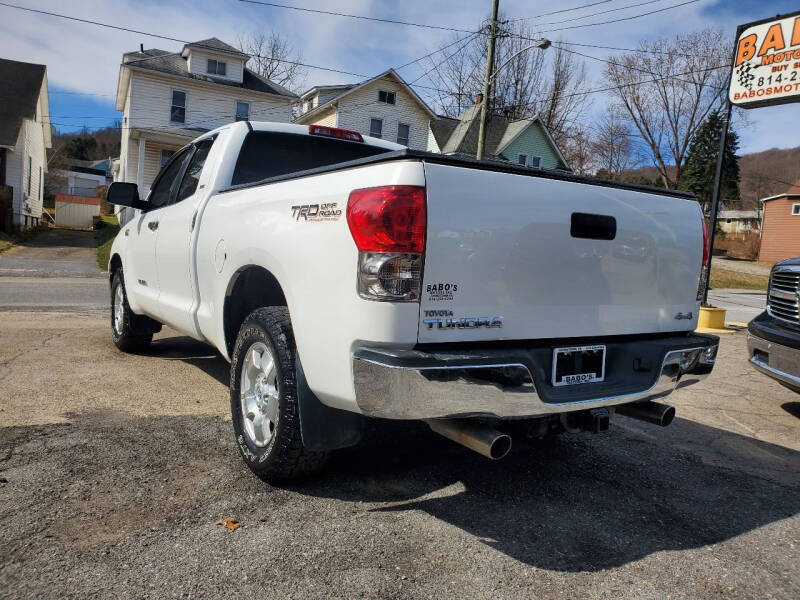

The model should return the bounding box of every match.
[181,38,249,58]
[294,69,437,123]
[119,43,297,106]
[761,179,800,202]
[0,58,46,148]
[718,210,760,219]
[434,104,569,169]
[429,116,458,150]
[299,84,353,101]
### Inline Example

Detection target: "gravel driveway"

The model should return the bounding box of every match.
[1,311,798,599]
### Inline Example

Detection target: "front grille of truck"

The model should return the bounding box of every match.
[768,267,800,324]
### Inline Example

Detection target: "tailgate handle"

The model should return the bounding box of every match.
[571,212,616,240]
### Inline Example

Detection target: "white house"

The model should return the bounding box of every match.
[114,37,297,202]
[294,69,436,151]
[0,58,51,232]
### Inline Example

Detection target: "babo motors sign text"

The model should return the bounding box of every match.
[730,12,800,109]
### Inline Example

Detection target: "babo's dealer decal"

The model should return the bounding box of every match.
[730,12,800,109]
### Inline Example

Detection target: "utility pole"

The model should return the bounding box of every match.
[701,101,732,306]
[476,0,500,161]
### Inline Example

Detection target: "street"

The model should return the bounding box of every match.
[0,229,107,310]
[1,234,799,599]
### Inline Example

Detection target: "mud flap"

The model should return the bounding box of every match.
[296,357,364,451]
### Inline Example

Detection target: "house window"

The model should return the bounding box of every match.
[207,59,227,76]
[161,149,175,168]
[793,203,800,215]
[517,154,527,166]
[369,118,383,139]
[378,90,396,105]
[397,123,410,146]
[171,90,186,123]
[235,101,250,121]
[26,155,32,194]
[530,156,541,168]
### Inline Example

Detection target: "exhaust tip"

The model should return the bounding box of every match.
[489,434,512,460]
[660,404,676,427]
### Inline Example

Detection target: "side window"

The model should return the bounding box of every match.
[369,118,383,139]
[397,123,410,146]
[148,148,190,210]
[235,101,250,121]
[530,156,542,168]
[176,139,215,203]
[517,154,527,166]
[171,90,186,123]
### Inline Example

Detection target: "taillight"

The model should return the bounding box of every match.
[701,218,710,267]
[347,186,426,302]
[308,124,363,143]
[698,218,710,301]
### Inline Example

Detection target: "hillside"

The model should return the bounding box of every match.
[618,146,800,209]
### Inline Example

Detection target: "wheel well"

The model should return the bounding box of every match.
[109,254,122,283]
[224,266,287,356]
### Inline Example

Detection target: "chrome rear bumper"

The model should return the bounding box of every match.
[747,333,800,392]
[353,335,718,420]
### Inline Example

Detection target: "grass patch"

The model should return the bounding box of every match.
[709,266,769,290]
[0,225,48,254]
[95,215,119,271]
[0,231,14,254]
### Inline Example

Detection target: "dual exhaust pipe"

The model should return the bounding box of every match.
[425,400,674,460]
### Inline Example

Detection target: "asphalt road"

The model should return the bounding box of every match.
[708,288,767,324]
[0,231,798,598]
[0,229,107,310]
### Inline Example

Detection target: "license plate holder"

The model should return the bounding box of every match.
[552,345,606,387]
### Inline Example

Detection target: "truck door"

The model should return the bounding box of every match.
[125,147,191,318]
[153,138,215,337]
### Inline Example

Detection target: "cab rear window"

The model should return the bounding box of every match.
[231,131,389,186]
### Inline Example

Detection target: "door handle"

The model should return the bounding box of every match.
[148,221,159,231]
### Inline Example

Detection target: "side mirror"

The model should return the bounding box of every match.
[107,182,148,211]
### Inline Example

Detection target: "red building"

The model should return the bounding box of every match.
[758,181,800,264]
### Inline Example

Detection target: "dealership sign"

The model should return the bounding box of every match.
[730,11,800,109]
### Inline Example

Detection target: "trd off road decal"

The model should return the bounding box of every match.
[426,282,458,302]
[291,203,342,221]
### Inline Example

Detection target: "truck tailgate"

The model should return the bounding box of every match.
[419,163,703,343]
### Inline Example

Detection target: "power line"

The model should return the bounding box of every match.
[238,0,477,34]
[513,0,701,35]
[0,1,466,98]
[553,43,727,91]
[515,0,669,27]
[511,1,614,21]
[554,40,696,58]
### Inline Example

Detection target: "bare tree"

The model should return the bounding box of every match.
[423,19,590,144]
[237,31,306,92]
[603,28,728,189]
[591,109,641,179]
[559,124,595,176]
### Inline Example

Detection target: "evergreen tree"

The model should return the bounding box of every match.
[681,111,740,215]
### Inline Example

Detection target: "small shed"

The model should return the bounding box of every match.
[54,193,100,228]
[758,181,800,263]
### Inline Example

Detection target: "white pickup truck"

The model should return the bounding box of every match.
[106,121,718,481]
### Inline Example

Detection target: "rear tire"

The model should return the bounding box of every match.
[230,307,329,482]
[110,269,153,353]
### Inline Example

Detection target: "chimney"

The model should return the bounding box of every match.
[476,93,483,105]
[140,43,144,53]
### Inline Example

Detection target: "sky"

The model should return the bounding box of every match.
[1,0,799,155]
